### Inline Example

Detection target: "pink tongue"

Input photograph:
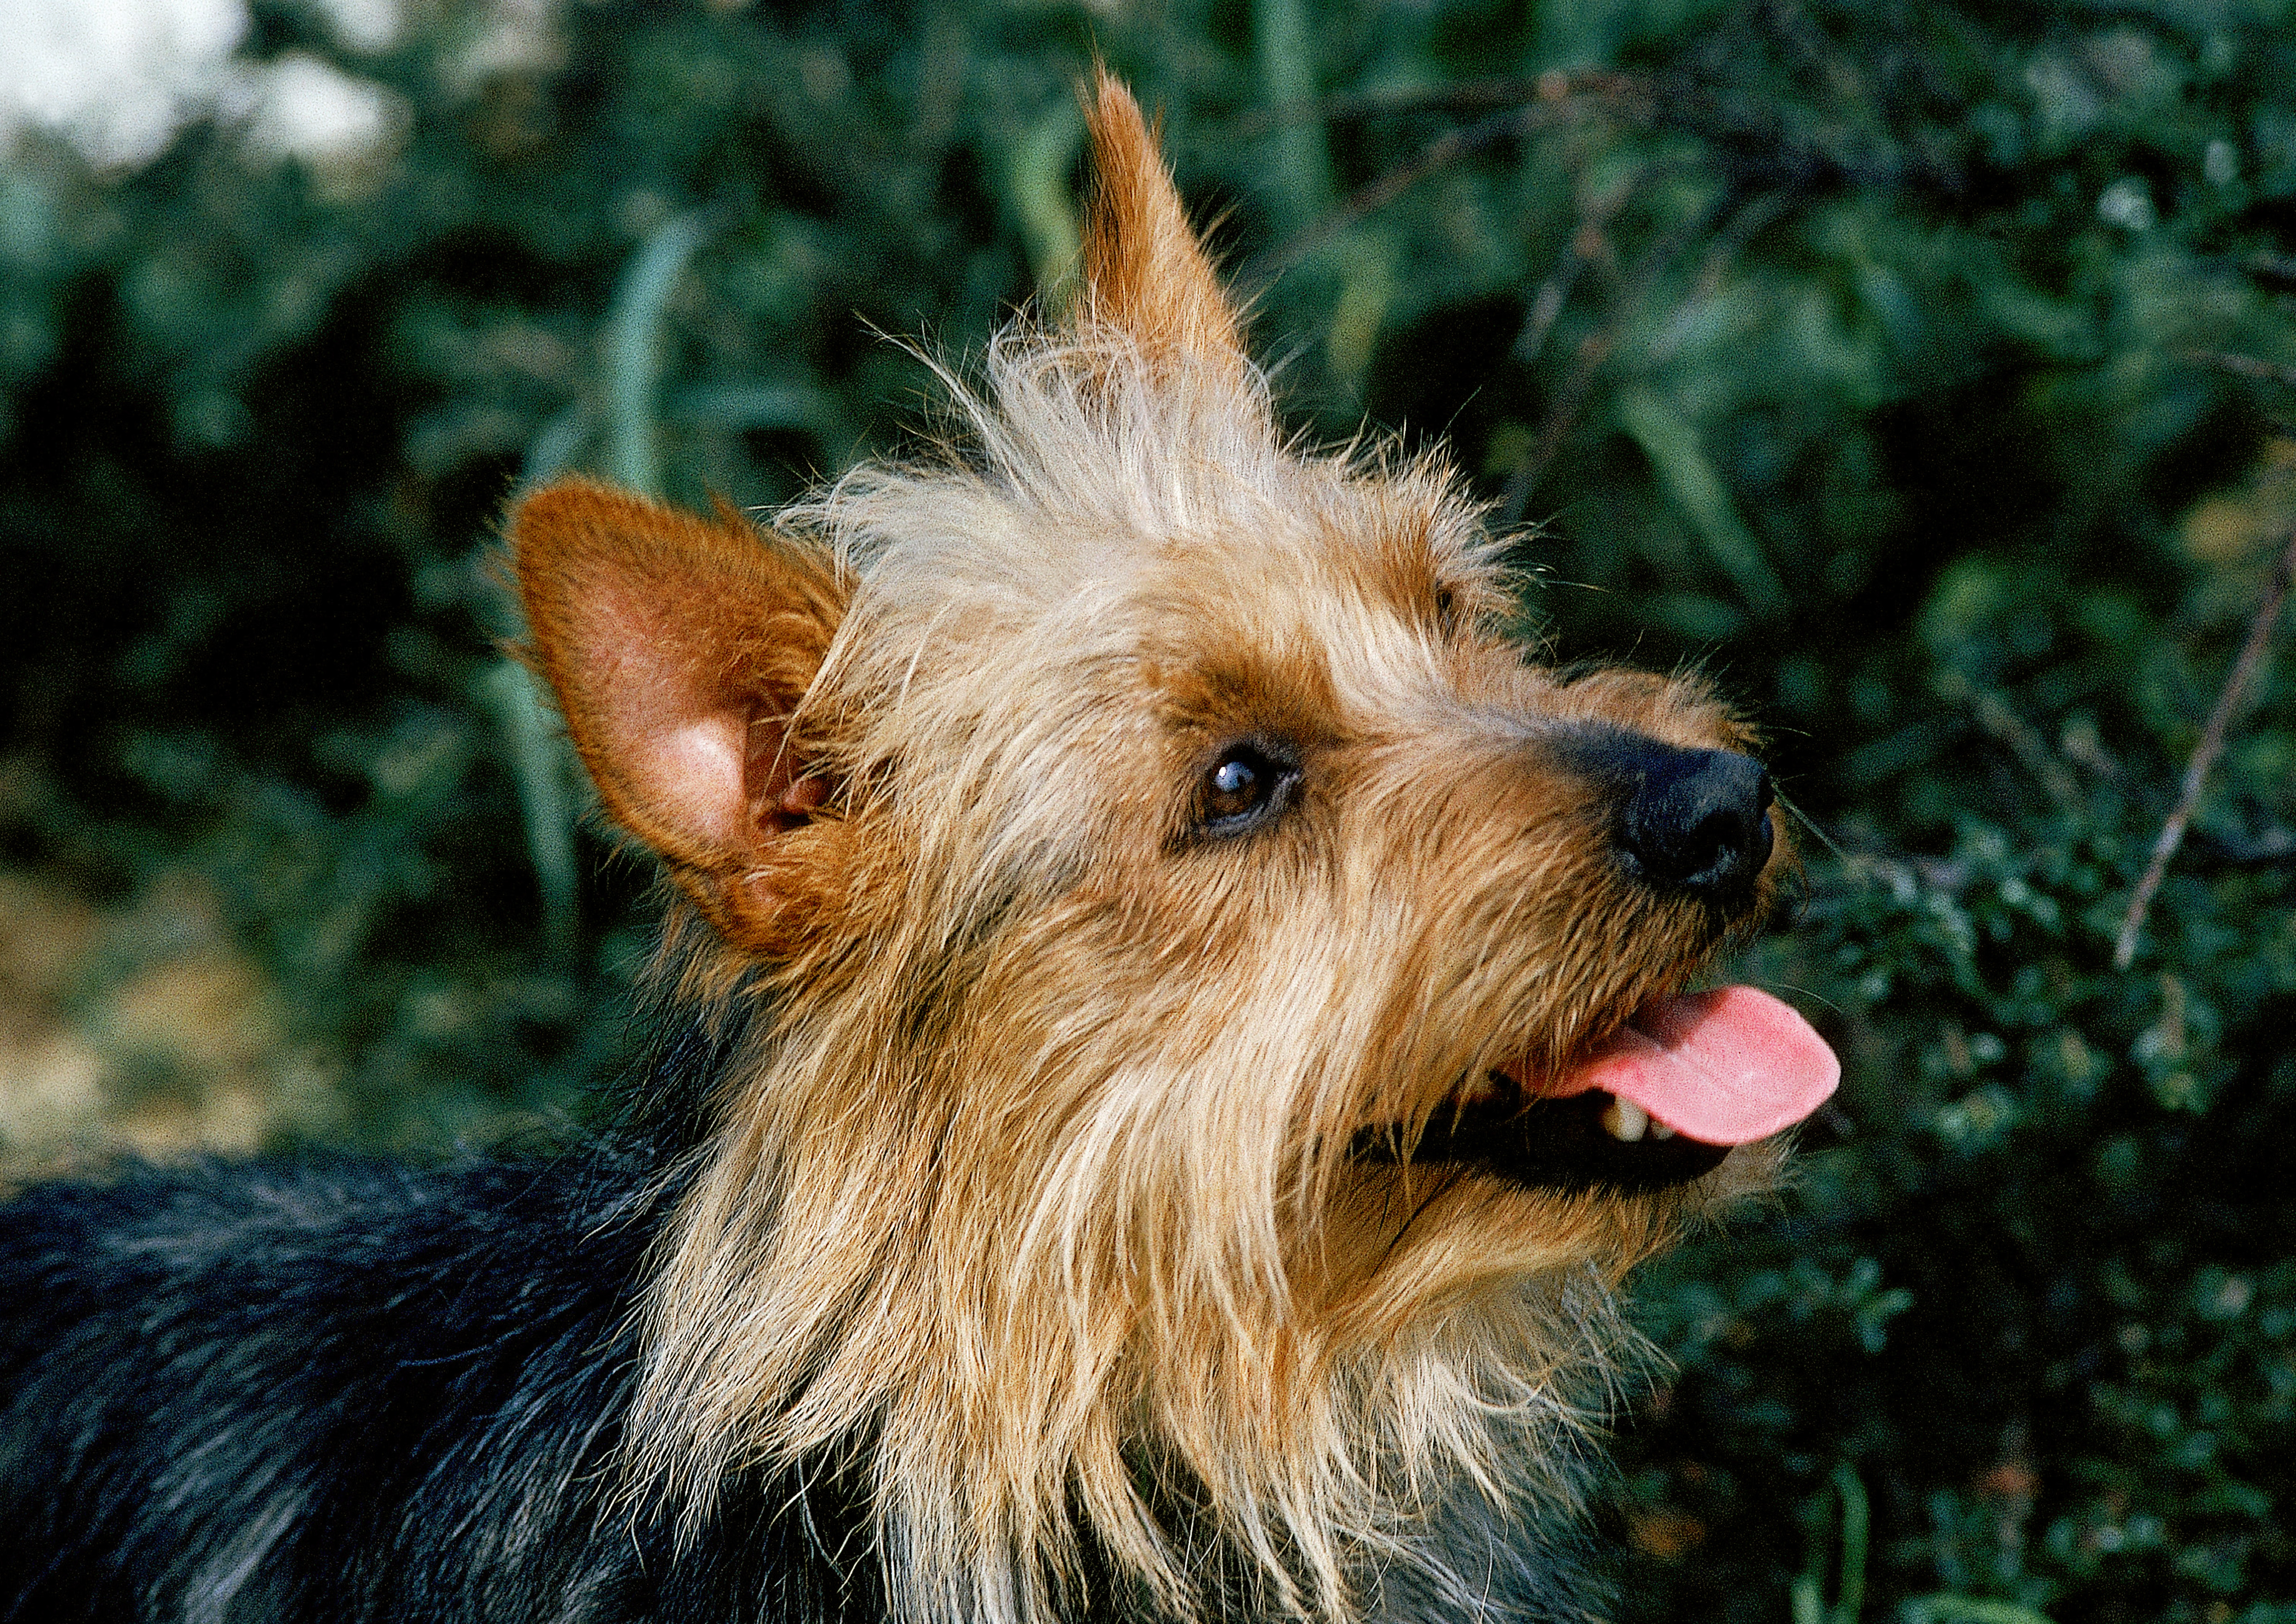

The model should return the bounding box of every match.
[1532,987,1839,1145]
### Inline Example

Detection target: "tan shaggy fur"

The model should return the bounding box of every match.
[509,70,1790,1624]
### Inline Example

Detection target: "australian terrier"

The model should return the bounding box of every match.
[0,74,1835,1624]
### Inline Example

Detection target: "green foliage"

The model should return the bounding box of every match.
[2,0,2292,1618]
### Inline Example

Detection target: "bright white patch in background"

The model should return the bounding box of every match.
[0,0,408,169]
[2095,175,2157,232]
[0,0,249,167]
[316,0,403,53]
[243,51,400,164]
[439,0,562,95]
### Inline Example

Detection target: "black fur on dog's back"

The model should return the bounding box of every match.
[0,1021,881,1624]
[0,1026,1606,1624]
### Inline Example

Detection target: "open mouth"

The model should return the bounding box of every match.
[1354,1077,1736,1192]
[1354,986,1840,1195]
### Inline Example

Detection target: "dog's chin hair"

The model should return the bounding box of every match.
[614,942,1687,1624]
[643,1188,1652,1624]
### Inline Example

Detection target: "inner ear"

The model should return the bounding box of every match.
[510,478,847,898]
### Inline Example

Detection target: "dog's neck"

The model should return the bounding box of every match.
[609,980,1634,1624]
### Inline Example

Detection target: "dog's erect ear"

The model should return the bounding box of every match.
[1080,69,1247,369]
[511,477,846,942]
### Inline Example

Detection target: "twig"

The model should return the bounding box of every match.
[2182,349,2296,389]
[1221,69,1645,141]
[1225,60,1955,209]
[1251,103,1553,279]
[1498,192,1733,526]
[1512,167,1646,370]
[1224,67,1947,194]
[1689,188,1796,307]
[2114,527,2296,969]
[2242,251,2296,288]
[1933,670,2084,815]
[1244,59,1950,285]
[2056,716,2124,782]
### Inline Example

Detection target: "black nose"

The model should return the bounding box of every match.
[1610,740,1774,899]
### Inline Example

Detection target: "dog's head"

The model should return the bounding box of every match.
[514,71,1834,1624]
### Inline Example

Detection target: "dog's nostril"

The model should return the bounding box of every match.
[1616,746,1774,898]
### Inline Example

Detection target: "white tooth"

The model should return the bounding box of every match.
[1601,1097,1649,1142]
[1650,1121,1676,1140]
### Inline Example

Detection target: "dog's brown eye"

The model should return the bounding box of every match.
[1198,741,1299,835]
[1208,754,1264,817]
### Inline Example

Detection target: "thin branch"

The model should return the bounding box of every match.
[2242,251,2296,288]
[1498,327,1611,529]
[2114,527,2296,969]
[1688,187,1796,306]
[1221,69,1645,141]
[1933,670,2085,816]
[1220,66,1955,198]
[2057,716,2124,783]
[1251,103,1553,280]
[2182,349,2296,389]
[1498,192,1733,527]
[1236,61,1952,287]
[1512,167,1646,371]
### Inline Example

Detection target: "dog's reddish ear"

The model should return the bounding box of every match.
[1080,69,1246,369]
[510,477,846,945]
